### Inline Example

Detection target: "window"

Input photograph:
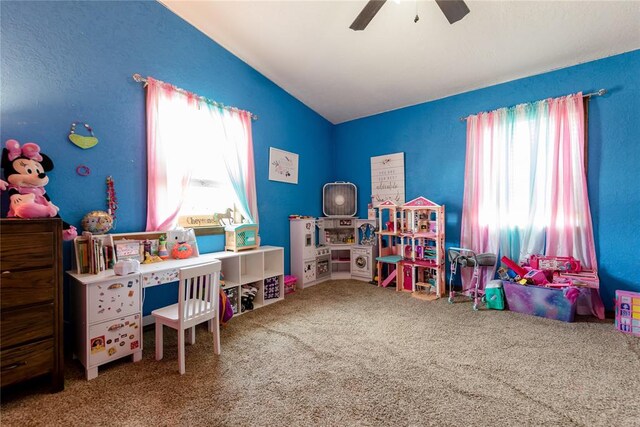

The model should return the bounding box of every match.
[177,152,239,230]
[144,77,258,232]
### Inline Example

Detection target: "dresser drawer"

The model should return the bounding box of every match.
[0,268,55,309]
[1,339,54,388]
[1,304,54,348]
[88,277,141,324]
[0,232,54,271]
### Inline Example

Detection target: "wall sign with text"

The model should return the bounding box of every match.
[370,152,405,207]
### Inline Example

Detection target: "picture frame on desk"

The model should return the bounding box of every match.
[114,240,142,263]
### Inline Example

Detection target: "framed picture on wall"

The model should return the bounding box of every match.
[371,152,405,206]
[269,147,298,184]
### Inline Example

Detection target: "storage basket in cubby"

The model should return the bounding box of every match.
[223,286,240,314]
[264,276,280,300]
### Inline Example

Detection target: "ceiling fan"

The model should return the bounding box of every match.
[350,0,470,31]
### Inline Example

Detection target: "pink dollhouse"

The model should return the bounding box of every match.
[375,197,445,300]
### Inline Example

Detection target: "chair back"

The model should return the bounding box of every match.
[178,262,219,325]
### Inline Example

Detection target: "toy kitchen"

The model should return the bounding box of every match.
[289,182,378,289]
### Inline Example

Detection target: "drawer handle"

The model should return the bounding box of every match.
[1,271,11,275]
[108,283,124,290]
[2,361,27,371]
[108,323,125,331]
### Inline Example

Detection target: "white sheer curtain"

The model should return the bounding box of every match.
[145,77,258,231]
[212,107,259,224]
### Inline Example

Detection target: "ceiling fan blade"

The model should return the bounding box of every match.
[434,0,470,24]
[350,0,387,31]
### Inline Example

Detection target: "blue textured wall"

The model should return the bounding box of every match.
[333,50,640,308]
[1,1,332,315]
[0,1,332,265]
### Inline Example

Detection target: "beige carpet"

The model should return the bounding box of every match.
[2,280,639,426]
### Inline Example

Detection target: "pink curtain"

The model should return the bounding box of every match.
[461,93,599,300]
[214,108,259,224]
[146,78,194,231]
[145,77,259,231]
[545,95,598,270]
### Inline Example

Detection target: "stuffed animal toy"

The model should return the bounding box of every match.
[166,228,199,257]
[1,139,77,240]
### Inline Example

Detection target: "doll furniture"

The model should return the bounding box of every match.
[376,200,404,288]
[398,197,445,300]
[375,197,445,299]
[152,262,221,374]
[225,223,259,252]
[0,218,64,392]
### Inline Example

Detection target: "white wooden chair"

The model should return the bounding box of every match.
[151,262,221,374]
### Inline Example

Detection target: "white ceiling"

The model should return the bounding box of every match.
[161,0,640,124]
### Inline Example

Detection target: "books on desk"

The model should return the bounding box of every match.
[73,233,115,274]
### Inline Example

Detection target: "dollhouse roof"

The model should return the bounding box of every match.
[403,196,440,208]
[378,200,398,207]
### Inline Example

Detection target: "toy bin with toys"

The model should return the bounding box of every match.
[502,281,577,322]
[284,275,297,294]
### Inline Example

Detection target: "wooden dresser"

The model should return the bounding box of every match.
[1,218,64,392]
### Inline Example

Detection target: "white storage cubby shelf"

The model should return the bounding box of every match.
[217,246,285,315]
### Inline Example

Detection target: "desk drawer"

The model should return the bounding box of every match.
[1,339,54,388]
[1,304,54,348]
[142,269,179,287]
[0,232,54,271]
[1,268,55,310]
[88,277,140,324]
[88,314,141,367]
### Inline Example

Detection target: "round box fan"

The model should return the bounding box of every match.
[323,182,357,217]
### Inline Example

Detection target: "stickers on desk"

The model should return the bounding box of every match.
[89,315,141,362]
[143,269,179,286]
[91,336,105,354]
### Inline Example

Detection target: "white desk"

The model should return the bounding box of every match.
[67,246,284,380]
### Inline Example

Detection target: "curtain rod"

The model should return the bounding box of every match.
[459,89,606,122]
[132,74,258,121]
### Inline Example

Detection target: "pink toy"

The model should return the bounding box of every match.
[530,255,581,273]
[1,139,77,240]
[284,275,297,294]
[404,244,412,258]
[615,290,640,336]
[523,268,549,285]
[501,255,527,278]
[563,287,580,304]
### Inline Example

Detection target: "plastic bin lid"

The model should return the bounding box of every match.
[486,280,504,289]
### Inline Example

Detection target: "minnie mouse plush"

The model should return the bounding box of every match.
[1,139,77,240]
